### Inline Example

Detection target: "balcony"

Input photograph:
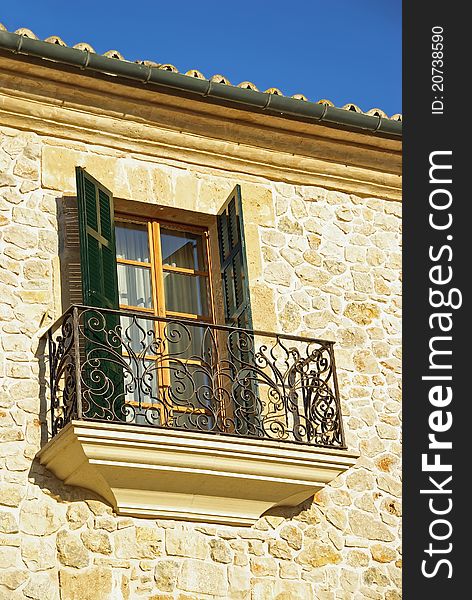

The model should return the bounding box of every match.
[38,306,358,525]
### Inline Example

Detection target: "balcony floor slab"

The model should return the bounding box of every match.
[37,420,359,526]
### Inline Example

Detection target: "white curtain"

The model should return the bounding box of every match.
[163,240,206,316]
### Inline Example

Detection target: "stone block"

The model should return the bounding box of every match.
[198,178,234,213]
[66,503,91,530]
[209,538,232,563]
[174,174,198,211]
[0,484,24,507]
[347,550,370,567]
[279,301,301,333]
[346,469,375,492]
[244,223,263,279]
[42,146,84,192]
[251,578,314,600]
[249,283,277,332]
[154,560,180,592]
[250,557,277,577]
[114,527,138,559]
[22,572,59,600]
[56,530,89,568]
[353,350,380,374]
[151,168,172,204]
[363,567,390,587]
[371,544,397,563]
[136,526,162,558]
[58,567,113,600]
[85,500,112,516]
[81,530,112,555]
[263,262,292,287]
[13,157,39,181]
[21,537,56,571]
[0,568,29,591]
[177,559,227,596]
[228,565,250,595]
[165,528,208,559]
[0,546,19,568]
[344,302,380,325]
[349,511,395,542]
[268,539,292,560]
[240,183,274,227]
[296,541,341,568]
[295,265,331,286]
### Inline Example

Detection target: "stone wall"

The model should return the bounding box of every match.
[0,125,401,599]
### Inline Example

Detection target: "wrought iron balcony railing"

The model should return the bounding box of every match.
[45,305,345,448]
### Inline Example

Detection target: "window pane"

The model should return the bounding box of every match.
[116,222,150,263]
[163,272,209,316]
[160,228,206,271]
[118,263,152,308]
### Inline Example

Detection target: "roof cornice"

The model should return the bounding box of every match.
[0,27,402,139]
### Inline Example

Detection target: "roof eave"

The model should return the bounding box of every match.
[0,29,402,139]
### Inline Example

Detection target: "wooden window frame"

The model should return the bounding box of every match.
[115,212,222,425]
[115,214,216,322]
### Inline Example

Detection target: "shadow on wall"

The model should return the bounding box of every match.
[33,336,104,506]
[57,195,83,312]
[27,448,317,524]
[34,195,82,448]
[35,335,49,448]
[27,457,109,505]
[262,496,315,521]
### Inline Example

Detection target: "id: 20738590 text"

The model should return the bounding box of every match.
[431,26,445,115]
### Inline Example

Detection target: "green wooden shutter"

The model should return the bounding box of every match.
[76,167,119,309]
[76,167,124,420]
[217,185,253,330]
[217,186,260,436]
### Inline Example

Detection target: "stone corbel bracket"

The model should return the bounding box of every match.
[38,421,359,526]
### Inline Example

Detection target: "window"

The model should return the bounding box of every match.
[115,219,214,321]
[73,167,251,329]
[114,218,216,426]
[73,167,254,431]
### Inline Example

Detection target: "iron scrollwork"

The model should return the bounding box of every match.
[46,305,345,448]
[48,309,78,436]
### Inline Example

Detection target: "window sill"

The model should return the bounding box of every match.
[37,421,359,526]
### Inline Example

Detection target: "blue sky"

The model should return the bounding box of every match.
[1,1,401,116]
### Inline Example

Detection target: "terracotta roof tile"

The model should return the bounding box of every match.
[291,94,308,101]
[317,99,334,106]
[160,63,178,72]
[366,108,388,118]
[342,103,363,113]
[0,23,402,120]
[73,42,96,53]
[264,87,283,96]
[237,81,259,91]
[14,27,38,39]
[210,74,231,85]
[44,35,67,46]
[185,69,206,79]
[103,49,125,60]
